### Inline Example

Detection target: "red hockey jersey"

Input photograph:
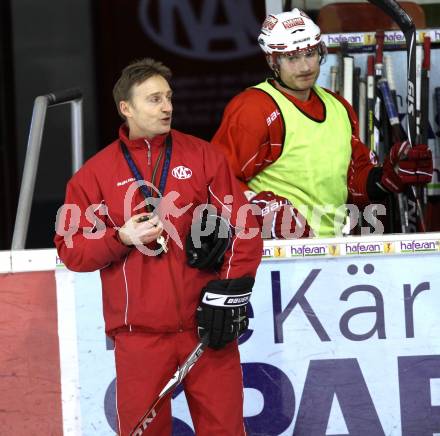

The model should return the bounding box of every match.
[212,82,377,206]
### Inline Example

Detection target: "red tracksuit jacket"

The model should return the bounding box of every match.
[55,125,263,336]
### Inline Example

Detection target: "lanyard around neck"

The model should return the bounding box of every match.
[120,134,173,212]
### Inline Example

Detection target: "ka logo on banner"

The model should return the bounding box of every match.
[138,0,260,60]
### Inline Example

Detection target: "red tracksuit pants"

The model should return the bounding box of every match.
[114,330,247,435]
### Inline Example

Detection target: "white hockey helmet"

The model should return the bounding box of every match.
[258,8,327,70]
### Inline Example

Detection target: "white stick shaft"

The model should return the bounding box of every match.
[358,79,367,144]
[343,57,354,105]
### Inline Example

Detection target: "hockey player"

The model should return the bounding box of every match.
[212,8,433,238]
[55,58,262,435]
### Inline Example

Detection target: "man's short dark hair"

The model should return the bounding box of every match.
[113,58,172,119]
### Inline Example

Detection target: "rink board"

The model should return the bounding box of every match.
[1,233,440,435]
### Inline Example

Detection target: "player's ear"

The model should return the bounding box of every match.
[119,100,132,119]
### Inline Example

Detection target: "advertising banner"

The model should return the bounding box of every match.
[54,251,440,435]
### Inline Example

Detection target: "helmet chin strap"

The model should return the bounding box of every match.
[273,73,305,93]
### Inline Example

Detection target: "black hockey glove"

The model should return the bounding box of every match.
[196,277,255,350]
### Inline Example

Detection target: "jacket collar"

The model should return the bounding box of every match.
[118,124,168,149]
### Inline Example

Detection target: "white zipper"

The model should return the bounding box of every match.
[145,139,151,165]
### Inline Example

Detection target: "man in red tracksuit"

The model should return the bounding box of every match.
[54,58,262,435]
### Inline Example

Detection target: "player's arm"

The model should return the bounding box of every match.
[54,171,132,272]
[203,143,263,279]
[212,90,281,188]
[193,144,263,349]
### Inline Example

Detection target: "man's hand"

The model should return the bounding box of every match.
[117,213,164,246]
[381,141,433,193]
[197,277,254,350]
[250,191,312,239]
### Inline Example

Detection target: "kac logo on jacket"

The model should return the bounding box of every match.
[172,166,192,180]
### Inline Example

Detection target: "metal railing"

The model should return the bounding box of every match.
[11,88,83,250]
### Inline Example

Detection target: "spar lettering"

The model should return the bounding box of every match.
[105,355,440,435]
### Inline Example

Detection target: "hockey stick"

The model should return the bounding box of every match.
[420,36,431,145]
[343,56,354,105]
[338,41,349,98]
[384,54,406,140]
[378,77,411,232]
[129,333,210,436]
[378,79,404,144]
[367,55,375,151]
[368,0,416,145]
[368,0,426,232]
[373,30,385,161]
[415,43,423,144]
[330,65,338,93]
[353,66,361,118]
[358,77,367,144]
[419,36,431,216]
[383,51,413,232]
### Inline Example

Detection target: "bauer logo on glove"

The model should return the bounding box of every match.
[259,197,291,216]
[250,190,313,239]
[201,291,251,307]
[197,277,254,350]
